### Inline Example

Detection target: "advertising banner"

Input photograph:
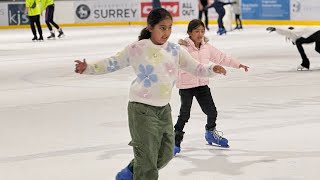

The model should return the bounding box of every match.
[8,3,29,25]
[242,0,290,20]
[291,0,320,20]
[74,0,140,22]
[0,3,8,26]
[140,0,197,20]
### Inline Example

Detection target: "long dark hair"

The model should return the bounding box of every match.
[138,8,173,41]
[187,19,205,33]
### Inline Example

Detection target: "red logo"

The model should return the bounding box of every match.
[141,2,179,18]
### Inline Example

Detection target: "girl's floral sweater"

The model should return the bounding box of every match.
[84,39,218,106]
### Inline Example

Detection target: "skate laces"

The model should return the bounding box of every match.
[211,129,224,140]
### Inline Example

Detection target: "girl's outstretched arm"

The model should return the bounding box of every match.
[178,47,226,76]
[74,47,130,75]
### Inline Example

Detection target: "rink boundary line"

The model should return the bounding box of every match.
[1,20,320,29]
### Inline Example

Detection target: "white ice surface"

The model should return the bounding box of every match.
[1,25,320,180]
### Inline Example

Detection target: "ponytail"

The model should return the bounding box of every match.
[138,27,151,41]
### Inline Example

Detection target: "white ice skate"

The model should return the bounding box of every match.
[297,65,309,71]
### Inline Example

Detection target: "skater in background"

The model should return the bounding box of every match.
[174,19,249,155]
[152,0,161,8]
[232,0,242,30]
[198,0,210,31]
[25,0,43,41]
[205,0,236,35]
[41,0,64,39]
[267,26,320,70]
[74,8,227,180]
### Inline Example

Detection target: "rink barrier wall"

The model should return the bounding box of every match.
[1,0,320,29]
[1,20,320,29]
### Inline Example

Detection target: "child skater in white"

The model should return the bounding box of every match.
[74,8,227,180]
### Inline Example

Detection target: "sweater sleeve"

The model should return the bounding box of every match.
[275,28,299,42]
[209,45,240,69]
[83,46,130,75]
[178,47,217,77]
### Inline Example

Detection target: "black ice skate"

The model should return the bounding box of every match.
[47,31,55,40]
[32,36,38,41]
[234,25,243,30]
[57,29,65,38]
[38,36,44,41]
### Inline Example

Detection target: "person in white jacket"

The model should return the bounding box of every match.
[267,26,320,70]
[75,8,226,180]
[232,0,242,30]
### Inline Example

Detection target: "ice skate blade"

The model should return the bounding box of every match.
[297,68,309,71]
[206,142,230,148]
[58,34,65,38]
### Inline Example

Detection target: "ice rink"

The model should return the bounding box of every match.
[1,24,320,180]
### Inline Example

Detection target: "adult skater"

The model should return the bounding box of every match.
[233,0,242,30]
[267,26,320,70]
[152,0,161,8]
[42,0,64,39]
[198,0,210,30]
[25,0,43,41]
[205,0,235,35]
[174,19,249,155]
[75,8,227,180]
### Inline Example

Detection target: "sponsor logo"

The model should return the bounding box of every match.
[76,4,91,19]
[141,2,179,17]
[93,9,137,19]
[291,0,301,13]
[8,4,29,25]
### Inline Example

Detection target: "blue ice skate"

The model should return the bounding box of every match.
[174,145,181,156]
[217,28,227,35]
[173,130,184,156]
[116,166,133,180]
[205,129,229,148]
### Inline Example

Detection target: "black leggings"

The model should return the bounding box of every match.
[235,14,242,27]
[199,10,209,28]
[295,30,320,68]
[45,4,60,31]
[199,0,209,28]
[216,9,225,29]
[174,85,218,132]
[29,15,42,37]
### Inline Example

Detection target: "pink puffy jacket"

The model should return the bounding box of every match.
[176,37,241,89]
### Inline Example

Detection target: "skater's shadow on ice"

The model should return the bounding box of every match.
[98,148,132,160]
[178,150,274,176]
[177,149,320,176]
[0,144,129,163]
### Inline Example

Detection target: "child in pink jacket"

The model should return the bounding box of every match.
[174,19,249,155]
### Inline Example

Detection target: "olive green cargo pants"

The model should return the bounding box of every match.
[127,102,174,180]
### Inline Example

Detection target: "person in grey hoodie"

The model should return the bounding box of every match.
[267,26,320,70]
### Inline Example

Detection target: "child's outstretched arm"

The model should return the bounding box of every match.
[178,47,226,76]
[209,45,249,72]
[266,27,299,43]
[74,47,130,75]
